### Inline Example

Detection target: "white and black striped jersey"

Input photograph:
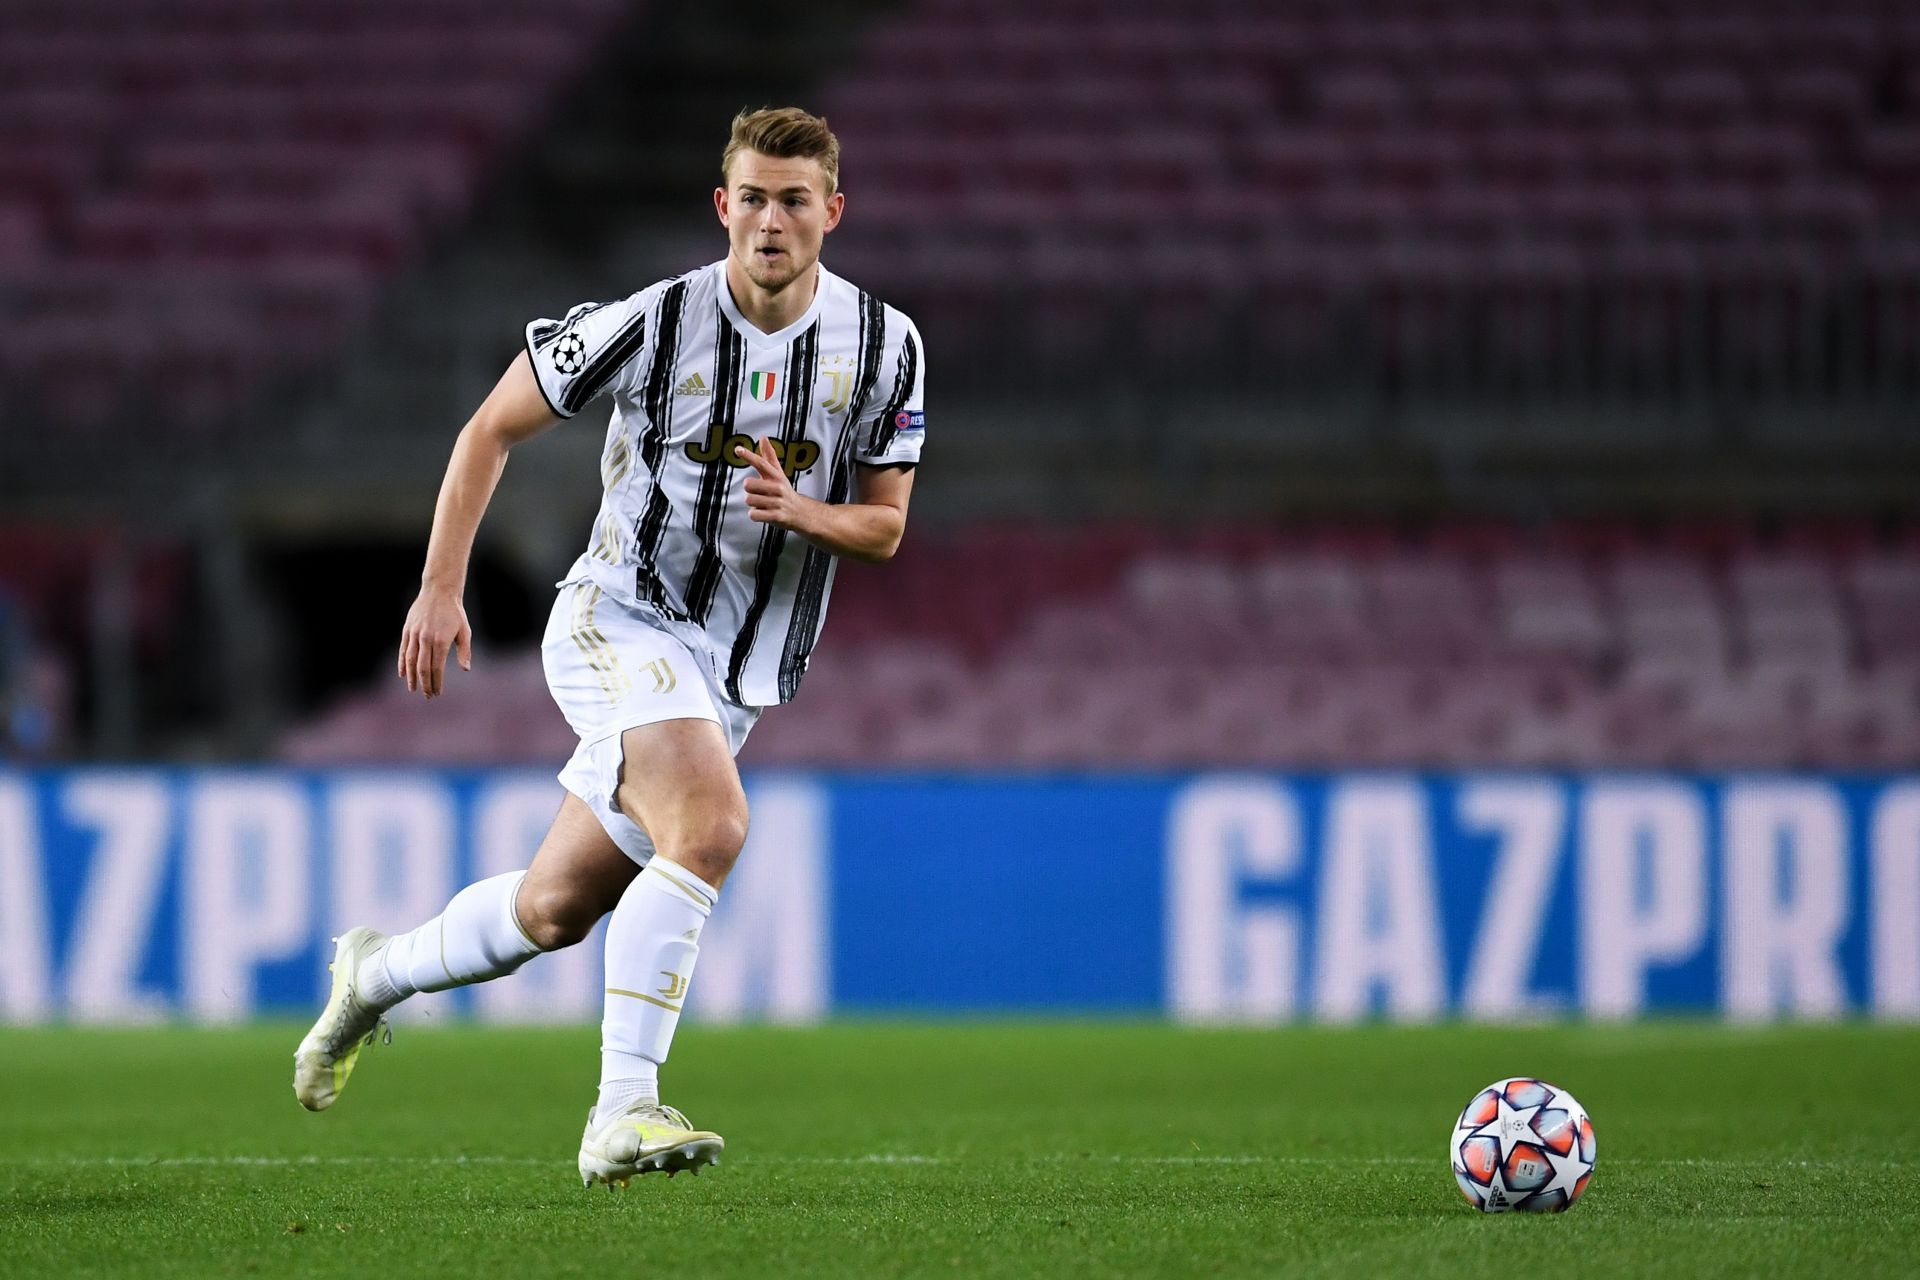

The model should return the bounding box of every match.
[524,260,925,707]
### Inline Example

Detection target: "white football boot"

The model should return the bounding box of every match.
[578,1101,724,1188]
[293,926,392,1111]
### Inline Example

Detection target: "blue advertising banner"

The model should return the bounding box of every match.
[1,769,1917,1023]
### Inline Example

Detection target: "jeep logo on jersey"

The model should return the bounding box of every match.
[552,332,587,374]
[747,371,778,401]
[685,423,821,479]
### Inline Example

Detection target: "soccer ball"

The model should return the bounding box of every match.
[1449,1077,1595,1213]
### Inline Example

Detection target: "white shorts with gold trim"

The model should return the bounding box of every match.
[540,575,760,864]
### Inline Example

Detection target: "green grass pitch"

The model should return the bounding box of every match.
[2,1022,1917,1277]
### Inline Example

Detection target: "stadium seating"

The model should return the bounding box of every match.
[15,0,1914,435]
[279,520,1920,770]
[0,0,629,431]
[817,0,1920,398]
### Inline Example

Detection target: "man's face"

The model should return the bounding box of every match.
[715,149,844,293]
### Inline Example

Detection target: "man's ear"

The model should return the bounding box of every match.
[714,186,729,227]
[823,190,845,234]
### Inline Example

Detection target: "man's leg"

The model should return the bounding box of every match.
[580,716,747,1183]
[294,794,635,1111]
[361,794,636,1003]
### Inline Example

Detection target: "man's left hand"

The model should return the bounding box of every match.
[738,436,813,532]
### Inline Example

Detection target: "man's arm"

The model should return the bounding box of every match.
[399,351,561,697]
[736,438,914,563]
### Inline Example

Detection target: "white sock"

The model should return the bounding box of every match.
[597,857,717,1116]
[595,1051,658,1119]
[356,871,544,1010]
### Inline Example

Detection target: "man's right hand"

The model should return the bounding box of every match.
[398,586,472,698]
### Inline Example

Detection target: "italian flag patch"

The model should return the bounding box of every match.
[748,371,778,401]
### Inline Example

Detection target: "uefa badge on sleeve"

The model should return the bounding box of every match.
[553,333,587,375]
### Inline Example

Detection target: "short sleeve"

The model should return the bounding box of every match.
[524,290,653,419]
[854,315,925,466]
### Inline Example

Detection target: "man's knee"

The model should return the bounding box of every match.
[514,876,609,950]
[653,810,748,889]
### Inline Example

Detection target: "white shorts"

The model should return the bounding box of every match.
[541,576,760,864]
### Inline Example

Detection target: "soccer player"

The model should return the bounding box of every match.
[293,107,925,1187]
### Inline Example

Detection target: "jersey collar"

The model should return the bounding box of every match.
[714,259,831,348]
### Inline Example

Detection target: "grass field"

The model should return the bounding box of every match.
[2,1022,1917,1278]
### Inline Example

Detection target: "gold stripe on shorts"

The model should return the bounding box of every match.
[569,583,631,701]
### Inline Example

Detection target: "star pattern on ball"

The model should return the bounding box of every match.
[1534,1142,1591,1205]
[1465,1093,1545,1206]
[1466,1092,1543,1152]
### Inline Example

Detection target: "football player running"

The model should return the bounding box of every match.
[294,107,925,1188]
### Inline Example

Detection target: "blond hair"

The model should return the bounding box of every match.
[722,107,841,197]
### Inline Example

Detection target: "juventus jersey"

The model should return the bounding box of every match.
[524,260,925,708]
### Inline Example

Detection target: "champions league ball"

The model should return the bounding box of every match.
[1449,1077,1596,1213]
